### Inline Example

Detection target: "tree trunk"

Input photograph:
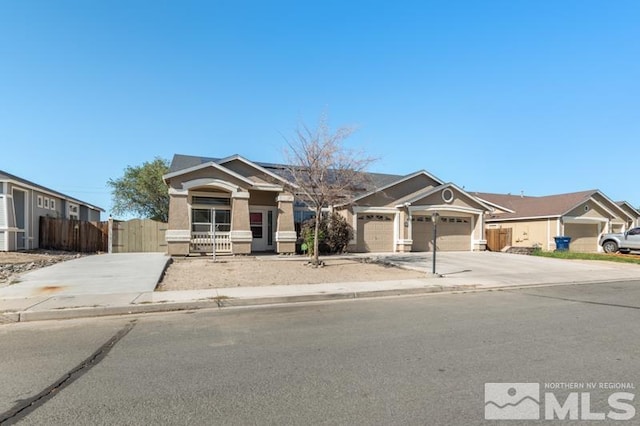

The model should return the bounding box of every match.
[313,208,321,266]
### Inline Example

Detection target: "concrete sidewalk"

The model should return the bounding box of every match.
[2,252,640,323]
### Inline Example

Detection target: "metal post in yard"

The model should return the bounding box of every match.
[211,208,216,263]
[431,211,439,275]
[108,215,113,254]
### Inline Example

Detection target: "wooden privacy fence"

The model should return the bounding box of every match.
[40,217,109,252]
[39,217,168,253]
[111,219,167,253]
[485,227,512,252]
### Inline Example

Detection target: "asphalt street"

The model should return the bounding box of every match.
[2,281,640,425]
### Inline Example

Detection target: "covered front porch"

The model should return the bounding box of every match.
[163,156,297,256]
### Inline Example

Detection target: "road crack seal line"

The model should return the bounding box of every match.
[0,320,137,425]
[507,290,640,311]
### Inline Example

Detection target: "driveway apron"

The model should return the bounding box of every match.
[0,253,169,299]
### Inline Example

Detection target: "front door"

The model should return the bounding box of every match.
[250,209,274,252]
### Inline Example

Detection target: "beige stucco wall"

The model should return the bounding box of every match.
[276,193,296,254]
[337,208,352,225]
[249,190,277,206]
[168,242,190,256]
[395,209,413,252]
[566,200,610,221]
[487,218,559,250]
[411,189,483,210]
[231,197,250,231]
[168,193,189,230]
[230,197,251,254]
[335,208,358,252]
[276,198,295,234]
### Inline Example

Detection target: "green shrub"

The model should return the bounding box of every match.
[300,213,353,255]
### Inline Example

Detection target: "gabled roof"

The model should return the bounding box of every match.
[475,190,630,221]
[163,160,256,187]
[617,201,640,217]
[167,153,401,195]
[217,154,297,187]
[0,169,104,211]
[395,182,493,211]
[349,170,444,205]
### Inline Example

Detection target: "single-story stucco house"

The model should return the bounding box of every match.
[0,170,104,251]
[163,154,492,256]
[616,201,640,228]
[475,190,637,253]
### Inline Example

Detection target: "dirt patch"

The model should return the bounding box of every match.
[0,251,85,285]
[157,256,426,291]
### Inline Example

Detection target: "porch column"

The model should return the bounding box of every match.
[275,193,296,254]
[165,188,190,255]
[472,214,487,251]
[395,208,413,252]
[230,191,252,254]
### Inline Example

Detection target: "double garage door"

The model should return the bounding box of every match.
[412,216,471,252]
[564,223,599,253]
[356,213,472,253]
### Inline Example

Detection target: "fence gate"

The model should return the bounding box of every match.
[111,219,167,253]
[485,228,512,251]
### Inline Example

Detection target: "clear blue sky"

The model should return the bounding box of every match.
[2,1,638,217]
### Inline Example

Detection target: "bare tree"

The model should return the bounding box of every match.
[285,114,376,266]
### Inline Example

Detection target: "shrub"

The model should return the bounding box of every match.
[325,213,353,254]
[300,213,353,255]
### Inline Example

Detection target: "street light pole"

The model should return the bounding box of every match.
[431,211,439,275]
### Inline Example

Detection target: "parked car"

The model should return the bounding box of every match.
[599,227,640,253]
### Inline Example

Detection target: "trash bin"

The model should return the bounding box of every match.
[554,236,571,251]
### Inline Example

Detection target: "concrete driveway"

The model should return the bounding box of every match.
[369,251,640,288]
[0,253,170,299]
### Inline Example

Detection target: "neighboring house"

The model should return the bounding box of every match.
[164,153,491,256]
[475,190,636,253]
[616,201,640,228]
[0,170,104,251]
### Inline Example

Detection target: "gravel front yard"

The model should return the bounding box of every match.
[157,256,425,290]
[0,251,84,285]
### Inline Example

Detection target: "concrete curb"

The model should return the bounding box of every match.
[2,284,473,323]
[2,278,639,323]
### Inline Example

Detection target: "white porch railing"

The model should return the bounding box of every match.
[190,232,232,253]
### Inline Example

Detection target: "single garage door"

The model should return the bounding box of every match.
[412,216,471,251]
[357,213,394,252]
[412,216,434,251]
[564,223,599,253]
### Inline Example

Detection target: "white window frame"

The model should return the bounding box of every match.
[50,199,56,210]
[37,195,43,208]
[43,198,49,209]
[68,203,79,219]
